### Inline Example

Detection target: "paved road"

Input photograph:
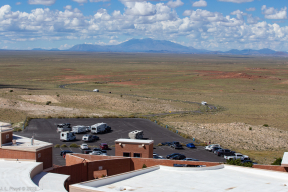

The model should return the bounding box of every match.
[16,118,225,166]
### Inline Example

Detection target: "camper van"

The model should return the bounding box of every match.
[91,123,111,134]
[72,125,88,134]
[60,131,76,141]
[57,123,72,133]
[128,130,144,139]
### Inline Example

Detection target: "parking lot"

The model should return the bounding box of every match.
[16,118,225,166]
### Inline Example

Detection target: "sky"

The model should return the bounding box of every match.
[0,0,287,51]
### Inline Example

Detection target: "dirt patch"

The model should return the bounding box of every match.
[110,81,141,86]
[169,122,288,151]
[60,68,76,71]
[20,95,60,103]
[198,71,263,79]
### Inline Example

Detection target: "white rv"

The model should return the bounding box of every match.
[91,123,111,134]
[72,125,88,134]
[60,131,76,141]
[128,130,144,139]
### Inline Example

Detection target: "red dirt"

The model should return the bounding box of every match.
[195,70,265,79]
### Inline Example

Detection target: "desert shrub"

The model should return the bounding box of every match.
[69,143,79,148]
[54,144,60,148]
[46,101,51,105]
[46,116,53,119]
[249,127,252,130]
[142,164,147,169]
[263,124,269,127]
[9,90,13,92]
[57,94,60,97]
[157,143,163,146]
[13,127,22,132]
[61,144,67,148]
[226,159,253,167]
[271,158,282,165]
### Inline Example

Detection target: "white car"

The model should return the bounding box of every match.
[80,144,89,150]
[153,153,163,158]
[93,89,99,92]
[89,151,107,156]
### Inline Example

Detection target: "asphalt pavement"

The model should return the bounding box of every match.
[16,118,225,166]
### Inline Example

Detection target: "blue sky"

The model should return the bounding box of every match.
[0,0,287,51]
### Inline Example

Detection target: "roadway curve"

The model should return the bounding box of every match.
[59,82,218,117]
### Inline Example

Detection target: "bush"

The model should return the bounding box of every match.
[9,90,13,92]
[13,127,22,132]
[61,144,67,148]
[142,164,147,169]
[263,124,269,127]
[271,158,282,165]
[226,159,253,167]
[249,127,252,130]
[46,101,51,105]
[69,143,79,148]
[157,143,163,146]
[54,144,60,148]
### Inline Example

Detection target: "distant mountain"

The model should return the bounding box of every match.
[68,38,209,53]
[28,38,288,56]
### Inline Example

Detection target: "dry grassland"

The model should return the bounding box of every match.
[0,51,288,163]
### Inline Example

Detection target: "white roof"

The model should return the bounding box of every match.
[115,139,154,144]
[0,161,69,192]
[1,134,53,152]
[0,121,13,132]
[71,165,288,192]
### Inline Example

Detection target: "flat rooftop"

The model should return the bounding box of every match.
[0,121,13,132]
[1,134,53,152]
[72,165,288,192]
[115,138,154,144]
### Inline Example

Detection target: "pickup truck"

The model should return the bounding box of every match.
[224,153,249,161]
[205,144,220,151]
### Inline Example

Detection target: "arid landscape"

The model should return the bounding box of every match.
[0,51,288,164]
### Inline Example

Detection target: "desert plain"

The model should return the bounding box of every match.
[0,51,288,164]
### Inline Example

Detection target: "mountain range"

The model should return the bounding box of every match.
[32,38,288,56]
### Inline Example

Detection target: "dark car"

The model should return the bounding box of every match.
[60,150,73,156]
[211,147,222,153]
[93,147,101,152]
[186,143,196,148]
[170,154,186,160]
[216,149,235,156]
[100,143,108,150]
[82,149,92,154]
[166,153,182,159]
[161,142,172,146]
[92,135,99,141]
[170,141,183,149]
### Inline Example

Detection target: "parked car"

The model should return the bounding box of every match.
[216,149,235,156]
[224,153,249,161]
[205,144,220,151]
[153,154,164,159]
[89,151,107,156]
[183,158,199,161]
[161,142,172,146]
[92,135,99,141]
[92,147,101,152]
[186,143,196,148]
[171,142,183,149]
[166,153,182,159]
[82,149,92,154]
[80,143,89,150]
[153,153,163,158]
[211,146,222,153]
[170,154,186,160]
[60,150,73,156]
[100,143,108,150]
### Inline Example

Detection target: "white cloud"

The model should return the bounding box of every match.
[72,0,87,3]
[261,5,287,20]
[64,5,72,10]
[90,0,110,2]
[192,0,207,7]
[218,0,253,3]
[246,7,255,12]
[167,0,184,8]
[28,0,56,6]
[124,2,157,16]
[16,2,21,5]
[59,44,73,50]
